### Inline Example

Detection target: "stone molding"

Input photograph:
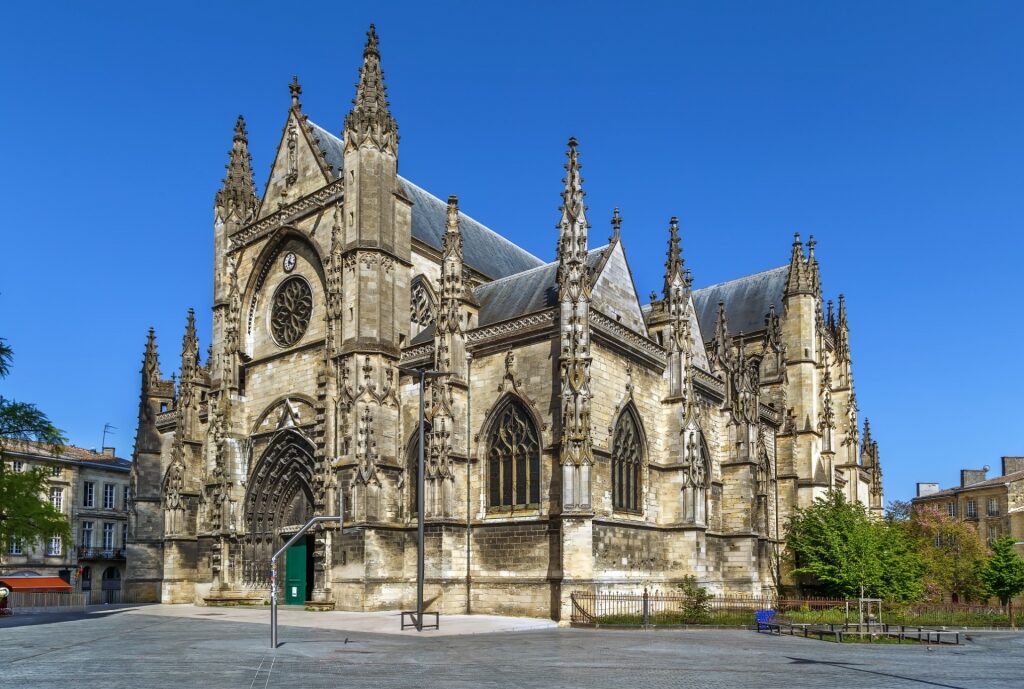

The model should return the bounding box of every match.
[229,180,344,250]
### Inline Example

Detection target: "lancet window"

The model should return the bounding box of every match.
[486,398,540,508]
[612,406,644,512]
[410,276,436,327]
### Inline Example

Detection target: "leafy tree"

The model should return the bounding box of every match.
[676,575,712,622]
[786,490,922,601]
[978,536,1024,608]
[908,505,988,603]
[0,336,71,552]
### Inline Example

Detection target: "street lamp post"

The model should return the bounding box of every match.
[398,365,447,631]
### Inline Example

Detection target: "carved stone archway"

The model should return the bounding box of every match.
[241,429,316,585]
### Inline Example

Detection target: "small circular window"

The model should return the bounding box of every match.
[270,276,313,347]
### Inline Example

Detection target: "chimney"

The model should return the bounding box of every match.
[1001,456,1024,475]
[101,447,116,458]
[960,467,988,487]
[916,483,940,498]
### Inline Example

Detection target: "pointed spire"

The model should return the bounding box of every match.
[215,115,258,219]
[344,24,397,153]
[710,302,732,372]
[784,233,814,297]
[556,137,589,266]
[807,234,821,294]
[289,75,302,110]
[143,328,161,391]
[663,216,688,300]
[610,207,622,243]
[862,417,873,448]
[837,294,848,330]
[442,195,463,259]
[181,308,200,376]
[826,299,835,330]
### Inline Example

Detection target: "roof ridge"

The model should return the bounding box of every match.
[475,245,609,290]
[692,265,788,294]
[398,177,544,266]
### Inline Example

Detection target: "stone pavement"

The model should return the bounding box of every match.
[2,605,1023,689]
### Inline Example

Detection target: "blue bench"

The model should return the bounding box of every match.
[755,609,776,631]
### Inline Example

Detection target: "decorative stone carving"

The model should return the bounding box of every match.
[270,276,313,347]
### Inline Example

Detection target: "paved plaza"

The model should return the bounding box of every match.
[2,605,1023,689]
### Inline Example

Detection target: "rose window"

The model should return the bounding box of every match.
[270,276,313,347]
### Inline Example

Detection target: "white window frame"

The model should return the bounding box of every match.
[9,538,23,555]
[50,487,63,512]
[81,521,94,548]
[48,536,62,556]
[84,481,95,508]
[966,499,977,518]
[103,484,115,510]
[102,523,115,551]
[12,460,23,472]
[987,497,999,516]
[947,501,957,517]
[51,465,61,477]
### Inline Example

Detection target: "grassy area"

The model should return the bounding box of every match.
[591,604,1022,628]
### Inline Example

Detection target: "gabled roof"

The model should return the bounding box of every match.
[305,122,544,280]
[474,247,608,326]
[692,266,788,340]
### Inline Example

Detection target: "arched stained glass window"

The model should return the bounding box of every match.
[612,406,643,511]
[487,398,540,508]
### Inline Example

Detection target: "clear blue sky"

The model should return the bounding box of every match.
[2,1,1022,502]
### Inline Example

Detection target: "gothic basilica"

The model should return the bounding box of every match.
[126,26,883,619]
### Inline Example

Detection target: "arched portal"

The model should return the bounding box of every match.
[242,429,316,585]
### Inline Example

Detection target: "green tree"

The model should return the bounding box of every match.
[909,505,988,603]
[786,490,922,601]
[978,536,1024,608]
[0,336,71,551]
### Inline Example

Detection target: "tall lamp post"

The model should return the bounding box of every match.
[398,365,448,631]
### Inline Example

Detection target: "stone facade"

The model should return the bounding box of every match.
[913,456,1024,558]
[1,441,130,601]
[126,25,884,619]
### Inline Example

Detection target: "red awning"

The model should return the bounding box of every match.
[0,577,73,592]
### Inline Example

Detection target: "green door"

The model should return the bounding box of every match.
[284,539,307,605]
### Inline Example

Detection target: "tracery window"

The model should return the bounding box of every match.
[612,407,643,512]
[487,398,540,508]
[406,423,430,516]
[410,276,435,327]
[270,276,313,347]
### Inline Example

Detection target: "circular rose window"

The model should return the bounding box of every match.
[270,276,313,347]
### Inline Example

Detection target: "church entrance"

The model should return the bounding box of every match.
[284,534,314,605]
[241,429,316,587]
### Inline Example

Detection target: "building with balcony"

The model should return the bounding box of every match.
[1,441,131,602]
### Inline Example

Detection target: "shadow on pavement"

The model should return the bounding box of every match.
[0,605,149,629]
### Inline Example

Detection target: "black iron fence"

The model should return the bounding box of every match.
[570,590,1022,628]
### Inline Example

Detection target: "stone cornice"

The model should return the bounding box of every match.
[229,179,344,250]
[589,309,666,368]
[465,309,557,352]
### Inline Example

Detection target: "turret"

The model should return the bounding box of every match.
[336,25,410,527]
[556,137,593,510]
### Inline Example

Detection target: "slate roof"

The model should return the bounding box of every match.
[306,122,544,280]
[914,470,1024,500]
[692,266,789,340]
[4,440,132,469]
[474,247,608,326]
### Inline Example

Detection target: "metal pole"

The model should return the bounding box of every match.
[417,370,426,631]
[465,352,472,615]
[269,514,345,649]
[270,558,278,648]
